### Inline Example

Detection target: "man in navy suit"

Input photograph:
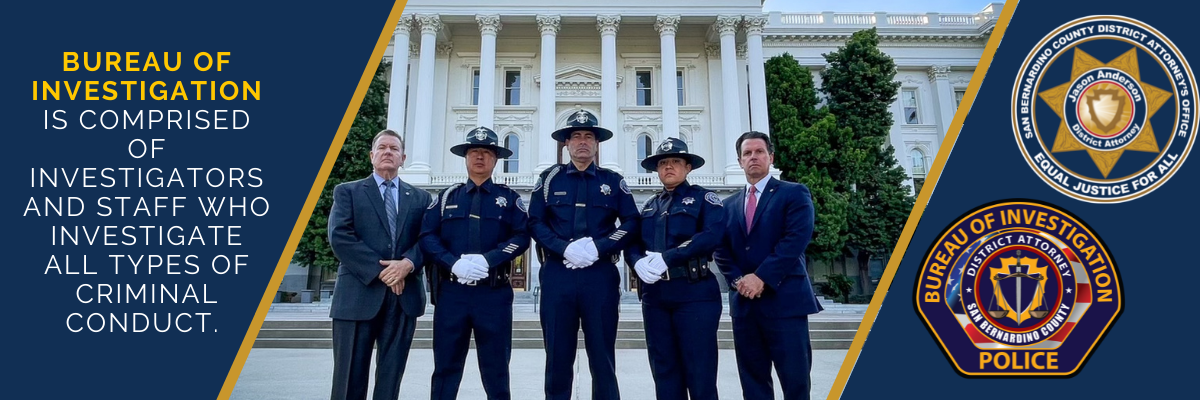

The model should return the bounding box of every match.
[327,129,433,400]
[714,131,823,400]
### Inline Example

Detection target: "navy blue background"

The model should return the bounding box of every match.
[845,0,1195,397]
[1,0,396,398]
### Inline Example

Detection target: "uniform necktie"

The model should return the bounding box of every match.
[573,175,589,239]
[469,187,482,253]
[383,180,397,242]
[655,191,671,251]
[745,185,757,232]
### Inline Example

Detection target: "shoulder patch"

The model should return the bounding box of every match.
[619,178,631,195]
[516,196,528,213]
[705,192,722,206]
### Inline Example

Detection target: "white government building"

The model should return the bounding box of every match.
[285,1,1002,297]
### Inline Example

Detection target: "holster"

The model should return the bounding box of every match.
[685,257,711,282]
[425,262,442,306]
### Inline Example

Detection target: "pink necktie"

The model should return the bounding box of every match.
[746,185,757,232]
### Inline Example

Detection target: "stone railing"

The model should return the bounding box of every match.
[429,173,538,187]
[624,173,726,188]
[772,3,1004,29]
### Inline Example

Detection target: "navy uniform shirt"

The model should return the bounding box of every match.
[528,163,640,264]
[625,180,726,269]
[420,179,531,274]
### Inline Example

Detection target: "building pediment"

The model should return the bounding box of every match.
[534,63,622,100]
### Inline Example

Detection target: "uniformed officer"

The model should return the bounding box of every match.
[623,137,726,400]
[420,126,531,400]
[528,110,640,400]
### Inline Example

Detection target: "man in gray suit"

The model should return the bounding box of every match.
[328,129,432,400]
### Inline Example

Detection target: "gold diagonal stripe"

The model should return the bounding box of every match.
[828,1,1017,397]
[216,2,413,399]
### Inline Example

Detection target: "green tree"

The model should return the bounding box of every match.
[293,60,393,273]
[819,28,916,294]
[766,54,866,266]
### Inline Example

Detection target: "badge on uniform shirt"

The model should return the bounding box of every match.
[496,196,507,208]
[600,184,611,196]
[682,197,695,205]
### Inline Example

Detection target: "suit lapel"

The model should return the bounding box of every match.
[748,177,777,234]
[362,178,391,231]
[393,181,414,245]
[731,190,748,236]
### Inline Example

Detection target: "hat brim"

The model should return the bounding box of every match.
[641,153,705,172]
[551,126,614,143]
[450,143,514,159]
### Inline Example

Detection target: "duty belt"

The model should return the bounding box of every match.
[660,258,711,282]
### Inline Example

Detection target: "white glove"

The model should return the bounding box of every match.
[634,256,661,284]
[463,254,489,269]
[452,258,487,282]
[646,252,668,275]
[583,240,599,263]
[564,237,598,268]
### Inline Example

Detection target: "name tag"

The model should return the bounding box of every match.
[554,191,567,196]
[445,205,458,209]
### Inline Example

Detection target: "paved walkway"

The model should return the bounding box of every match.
[238,297,863,399]
[232,347,848,400]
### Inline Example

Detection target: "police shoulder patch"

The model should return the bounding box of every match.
[705,192,722,206]
[516,196,528,213]
[619,178,631,195]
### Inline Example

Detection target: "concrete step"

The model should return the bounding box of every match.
[259,319,864,331]
[253,333,859,348]
[253,320,861,350]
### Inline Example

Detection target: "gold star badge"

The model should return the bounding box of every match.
[1037,48,1171,178]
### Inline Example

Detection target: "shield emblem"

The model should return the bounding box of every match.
[991,256,1048,325]
[1085,88,1127,135]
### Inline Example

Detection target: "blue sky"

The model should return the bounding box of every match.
[762,0,996,13]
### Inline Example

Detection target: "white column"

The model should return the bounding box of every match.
[744,15,769,134]
[387,15,413,135]
[929,65,956,147]
[433,42,453,173]
[598,15,622,171]
[536,15,560,172]
[704,43,725,173]
[409,14,441,174]
[716,15,743,173]
[477,15,502,129]
[656,15,680,140]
